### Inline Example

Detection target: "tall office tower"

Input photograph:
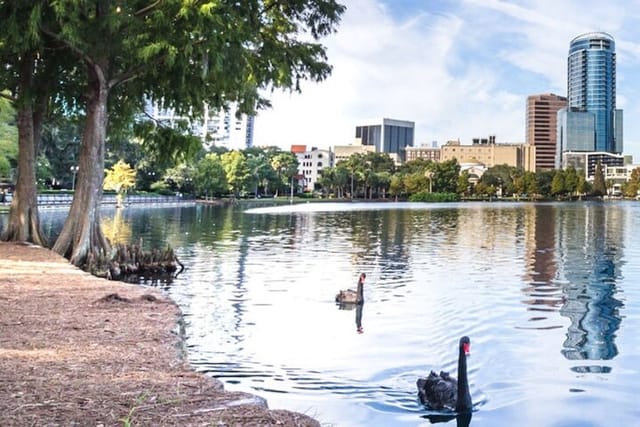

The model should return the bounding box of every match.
[567,32,622,153]
[526,94,567,170]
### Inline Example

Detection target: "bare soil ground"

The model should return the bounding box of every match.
[0,242,321,427]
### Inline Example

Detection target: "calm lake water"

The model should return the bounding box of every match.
[5,201,640,427]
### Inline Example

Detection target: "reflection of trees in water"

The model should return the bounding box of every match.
[558,204,624,362]
[377,208,461,286]
[101,208,132,244]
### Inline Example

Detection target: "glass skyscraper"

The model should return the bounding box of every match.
[567,32,622,153]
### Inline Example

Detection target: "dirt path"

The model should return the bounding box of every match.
[0,242,320,426]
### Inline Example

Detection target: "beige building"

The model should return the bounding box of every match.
[405,146,441,163]
[526,93,567,170]
[440,139,536,172]
[333,142,377,164]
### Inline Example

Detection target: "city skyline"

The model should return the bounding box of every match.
[252,0,640,162]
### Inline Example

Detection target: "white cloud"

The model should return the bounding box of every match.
[253,0,640,160]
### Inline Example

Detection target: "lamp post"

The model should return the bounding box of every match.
[70,166,79,191]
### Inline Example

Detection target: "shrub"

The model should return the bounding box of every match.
[408,191,459,202]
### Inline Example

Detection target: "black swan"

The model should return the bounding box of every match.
[417,336,472,413]
[335,273,366,304]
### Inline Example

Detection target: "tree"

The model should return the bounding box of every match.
[404,172,428,195]
[551,171,565,198]
[103,160,136,207]
[0,2,62,245]
[564,166,578,197]
[270,152,299,197]
[245,148,272,198]
[388,174,405,201]
[432,159,460,193]
[623,167,640,198]
[375,171,392,199]
[523,171,538,198]
[0,97,18,178]
[194,153,227,198]
[536,170,555,197]
[576,173,589,199]
[592,162,606,196]
[40,0,345,265]
[221,151,250,197]
[457,170,470,196]
[163,163,196,194]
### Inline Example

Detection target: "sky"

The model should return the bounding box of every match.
[252,0,640,161]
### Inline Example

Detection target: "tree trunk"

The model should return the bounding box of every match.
[52,68,110,266]
[1,104,46,245]
[1,56,46,246]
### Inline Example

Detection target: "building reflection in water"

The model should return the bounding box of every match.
[521,205,563,328]
[557,203,624,367]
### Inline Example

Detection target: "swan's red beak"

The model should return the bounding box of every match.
[463,342,470,356]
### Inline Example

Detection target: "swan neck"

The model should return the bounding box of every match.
[456,346,472,412]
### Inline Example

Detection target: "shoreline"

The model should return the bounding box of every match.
[0,242,320,426]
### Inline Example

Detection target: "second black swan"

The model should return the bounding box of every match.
[416,336,472,413]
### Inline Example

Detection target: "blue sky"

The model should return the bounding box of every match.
[253,0,640,161]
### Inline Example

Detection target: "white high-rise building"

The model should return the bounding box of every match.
[200,105,254,150]
[144,100,254,151]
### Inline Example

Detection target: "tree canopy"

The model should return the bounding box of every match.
[1,0,346,265]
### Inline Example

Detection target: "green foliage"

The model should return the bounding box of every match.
[0,156,10,178]
[270,151,298,194]
[0,96,18,175]
[404,172,428,194]
[551,171,565,197]
[432,159,460,193]
[163,163,195,194]
[564,166,578,195]
[399,158,432,174]
[388,174,405,199]
[523,171,538,196]
[408,191,459,202]
[134,121,203,169]
[194,153,228,197]
[457,170,470,195]
[221,150,250,196]
[535,170,554,197]
[576,173,589,196]
[592,162,606,196]
[623,167,640,198]
[150,180,173,196]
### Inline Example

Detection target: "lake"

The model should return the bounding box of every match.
[4,201,640,426]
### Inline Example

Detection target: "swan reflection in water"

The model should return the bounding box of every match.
[335,273,367,333]
[355,302,364,333]
[335,299,365,334]
[421,411,472,426]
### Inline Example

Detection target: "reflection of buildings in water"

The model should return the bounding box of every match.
[558,204,624,361]
[521,205,562,320]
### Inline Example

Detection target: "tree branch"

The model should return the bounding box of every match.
[134,0,162,17]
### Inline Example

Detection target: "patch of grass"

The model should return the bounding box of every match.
[120,392,149,427]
